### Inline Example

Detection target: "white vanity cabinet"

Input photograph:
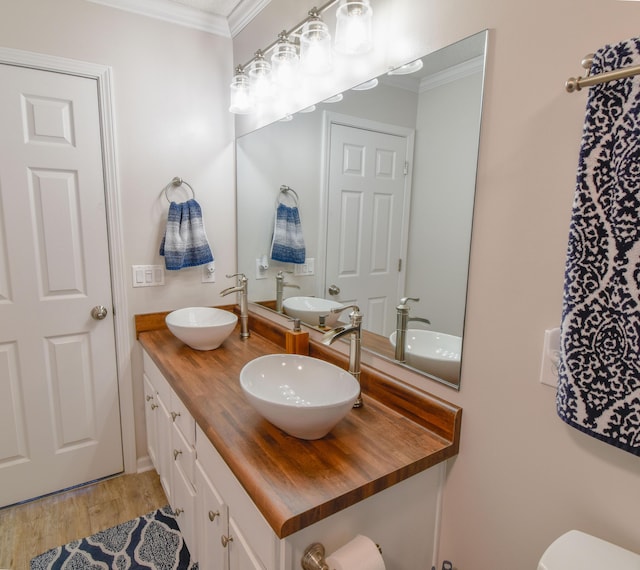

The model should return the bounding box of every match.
[142,347,445,570]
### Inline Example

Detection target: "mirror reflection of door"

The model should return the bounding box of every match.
[324,119,414,335]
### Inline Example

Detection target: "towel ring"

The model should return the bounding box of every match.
[164,177,195,203]
[278,185,299,206]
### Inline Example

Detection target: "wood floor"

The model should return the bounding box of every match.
[0,470,167,570]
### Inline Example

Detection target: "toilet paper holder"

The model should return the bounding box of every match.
[301,543,329,570]
[301,541,383,570]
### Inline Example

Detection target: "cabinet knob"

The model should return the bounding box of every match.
[221,534,233,548]
[146,394,153,401]
[208,510,220,522]
[150,403,158,410]
[173,449,182,460]
[174,508,184,517]
[171,411,181,421]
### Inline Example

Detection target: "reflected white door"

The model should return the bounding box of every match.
[0,64,123,507]
[325,122,410,335]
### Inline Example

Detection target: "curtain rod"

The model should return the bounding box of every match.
[566,53,640,92]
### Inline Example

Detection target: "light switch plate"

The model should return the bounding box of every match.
[132,265,164,287]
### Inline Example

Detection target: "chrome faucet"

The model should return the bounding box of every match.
[395,297,431,362]
[321,305,363,408]
[220,273,249,339]
[275,270,300,313]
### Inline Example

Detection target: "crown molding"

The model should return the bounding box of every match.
[86,0,231,36]
[419,56,484,92]
[228,0,271,37]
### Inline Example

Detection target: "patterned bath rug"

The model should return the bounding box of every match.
[30,505,197,569]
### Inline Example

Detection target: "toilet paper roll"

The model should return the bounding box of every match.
[325,535,385,570]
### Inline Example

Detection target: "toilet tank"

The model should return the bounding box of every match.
[538,530,640,570]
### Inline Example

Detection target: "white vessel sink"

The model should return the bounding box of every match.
[239,354,360,440]
[166,307,238,351]
[282,296,345,327]
[389,329,462,383]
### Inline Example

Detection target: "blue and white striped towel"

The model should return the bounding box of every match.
[160,199,214,270]
[557,37,640,456]
[270,202,306,264]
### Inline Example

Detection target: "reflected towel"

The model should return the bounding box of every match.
[557,37,640,456]
[160,199,214,270]
[270,203,306,264]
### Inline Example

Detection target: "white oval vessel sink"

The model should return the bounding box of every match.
[282,296,345,327]
[240,354,360,440]
[389,329,462,383]
[166,307,238,351]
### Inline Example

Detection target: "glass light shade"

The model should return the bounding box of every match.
[334,0,373,55]
[271,41,299,88]
[300,18,332,75]
[229,72,253,114]
[248,57,274,100]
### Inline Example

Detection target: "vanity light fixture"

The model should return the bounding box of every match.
[334,0,373,55]
[387,58,424,75]
[229,0,375,115]
[352,77,378,90]
[271,31,299,88]
[247,50,273,101]
[228,66,254,114]
[323,93,344,103]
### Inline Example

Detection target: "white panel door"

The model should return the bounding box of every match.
[325,123,409,335]
[0,64,123,507]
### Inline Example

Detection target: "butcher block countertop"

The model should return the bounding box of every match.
[137,309,462,539]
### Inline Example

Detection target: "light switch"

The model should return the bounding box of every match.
[132,265,165,288]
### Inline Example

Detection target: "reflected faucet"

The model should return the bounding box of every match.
[220,273,249,339]
[275,271,300,313]
[321,305,363,408]
[395,297,431,362]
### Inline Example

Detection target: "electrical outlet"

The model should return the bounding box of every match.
[202,262,216,283]
[539,327,561,388]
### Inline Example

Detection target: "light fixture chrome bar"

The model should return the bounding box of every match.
[236,0,340,72]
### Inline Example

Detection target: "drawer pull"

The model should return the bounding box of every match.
[221,534,233,548]
[173,449,182,460]
[171,411,181,422]
[174,508,184,517]
[208,510,220,522]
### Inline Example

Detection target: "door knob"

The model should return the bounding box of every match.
[328,284,340,296]
[91,305,108,320]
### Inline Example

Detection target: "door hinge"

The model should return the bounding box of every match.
[404,161,409,175]
[398,258,402,272]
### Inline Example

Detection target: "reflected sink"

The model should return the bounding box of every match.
[166,307,238,351]
[389,329,462,383]
[282,296,345,327]
[239,354,360,440]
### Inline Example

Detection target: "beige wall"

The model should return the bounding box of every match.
[235,0,640,568]
[2,0,639,568]
[0,0,235,467]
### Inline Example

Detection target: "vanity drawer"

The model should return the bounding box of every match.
[143,351,172,405]
[172,418,196,487]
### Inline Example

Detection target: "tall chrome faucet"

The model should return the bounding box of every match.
[395,297,431,362]
[321,305,363,408]
[275,271,300,313]
[220,273,249,339]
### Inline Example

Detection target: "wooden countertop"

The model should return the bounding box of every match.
[138,311,461,539]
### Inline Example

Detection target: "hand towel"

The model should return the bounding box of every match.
[557,37,640,456]
[270,202,306,264]
[159,199,214,270]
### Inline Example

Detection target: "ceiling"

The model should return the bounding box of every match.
[86,0,269,36]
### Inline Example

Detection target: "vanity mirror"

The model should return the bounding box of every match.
[236,30,488,389]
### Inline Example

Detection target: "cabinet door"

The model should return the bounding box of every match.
[142,373,158,471]
[228,516,266,570]
[172,456,198,565]
[195,459,228,570]
[155,393,173,504]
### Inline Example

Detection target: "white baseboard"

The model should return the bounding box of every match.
[136,455,155,474]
